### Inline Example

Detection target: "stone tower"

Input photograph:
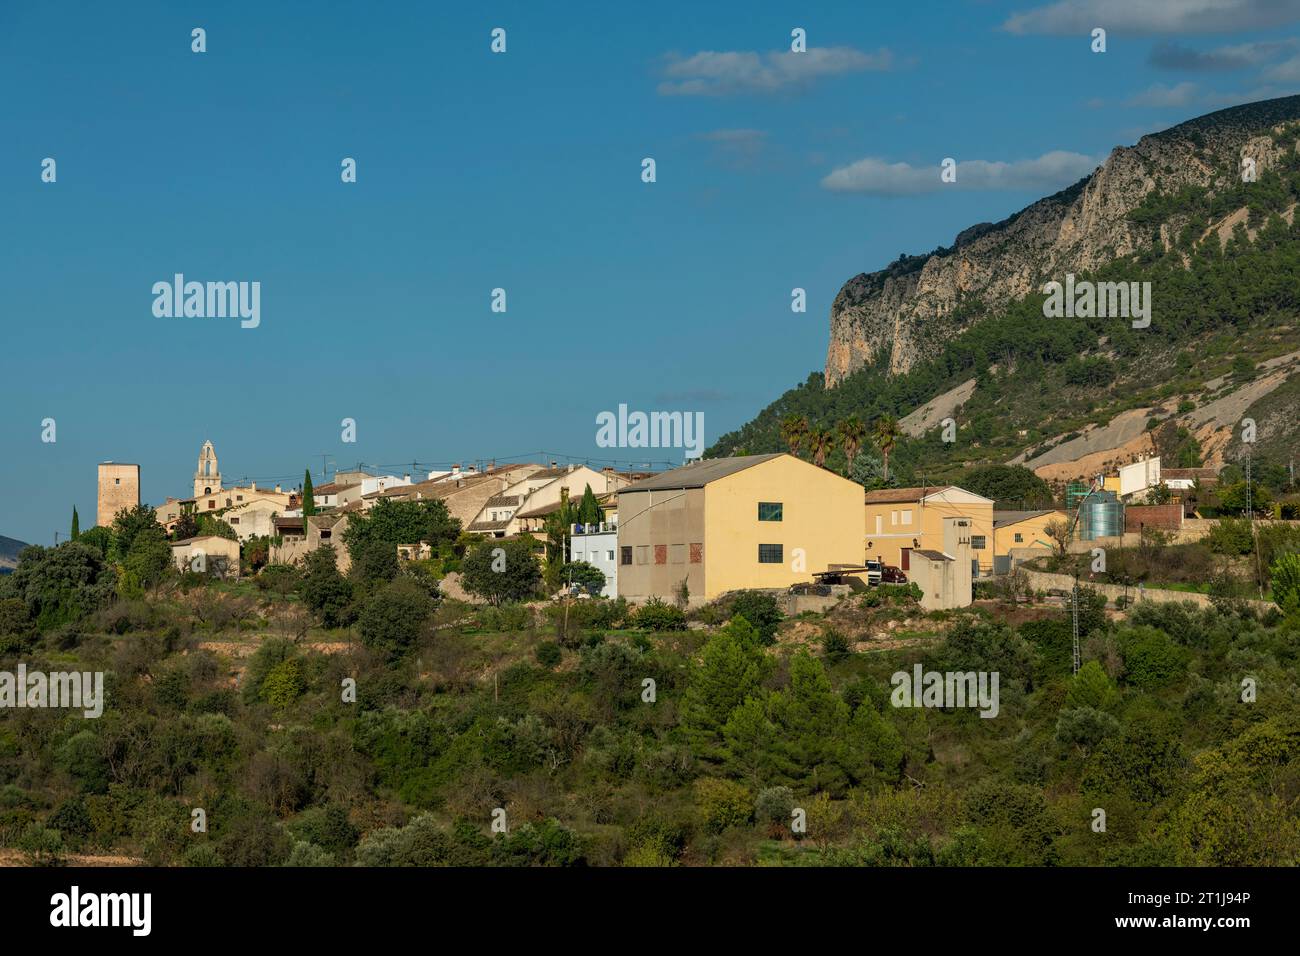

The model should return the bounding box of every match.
[97,462,140,528]
[194,440,222,498]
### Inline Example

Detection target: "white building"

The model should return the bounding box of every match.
[1118,456,1161,499]
[567,521,619,597]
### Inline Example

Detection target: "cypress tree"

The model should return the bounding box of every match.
[70,506,80,540]
[302,469,316,518]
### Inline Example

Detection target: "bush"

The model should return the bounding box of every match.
[461,538,542,605]
[534,640,563,668]
[1118,626,1189,689]
[822,628,850,663]
[300,546,354,628]
[358,578,435,659]
[754,786,795,834]
[726,591,783,644]
[631,597,687,632]
[695,777,752,834]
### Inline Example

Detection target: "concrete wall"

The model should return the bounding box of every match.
[1020,568,1274,611]
[617,487,707,603]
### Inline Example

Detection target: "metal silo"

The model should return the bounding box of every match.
[1080,491,1123,541]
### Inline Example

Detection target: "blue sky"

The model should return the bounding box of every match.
[3,0,1300,545]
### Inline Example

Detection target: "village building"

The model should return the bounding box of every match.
[991,509,1067,573]
[615,453,863,605]
[907,517,975,610]
[863,486,995,577]
[170,535,240,579]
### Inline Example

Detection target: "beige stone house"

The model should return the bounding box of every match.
[171,535,241,578]
[863,485,995,577]
[616,453,864,605]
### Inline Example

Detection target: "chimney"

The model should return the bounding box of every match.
[251,481,256,491]
[404,473,410,482]
[274,484,282,493]
[451,463,460,475]
[550,460,557,469]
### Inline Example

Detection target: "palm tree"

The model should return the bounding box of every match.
[807,426,835,468]
[873,415,902,482]
[779,415,810,458]
[837,416,867,474]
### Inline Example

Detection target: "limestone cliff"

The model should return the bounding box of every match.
[825,94,1300,386]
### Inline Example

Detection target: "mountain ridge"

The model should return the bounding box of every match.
[826,94,1300,386]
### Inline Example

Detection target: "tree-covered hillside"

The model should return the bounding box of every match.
[709,122,1300,491]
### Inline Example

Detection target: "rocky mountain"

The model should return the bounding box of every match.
[826,94,1300,386]
[0,534,31,573]
[709,95,1300,490]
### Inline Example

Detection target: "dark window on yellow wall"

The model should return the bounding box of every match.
[621,547,632,565]
[758,544,783,563]
[758,502,783,521]
[971,536,987,550]
[1014,532,1023,543]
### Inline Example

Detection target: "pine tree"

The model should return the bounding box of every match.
[302,469,316,518]
[70,506,80,541]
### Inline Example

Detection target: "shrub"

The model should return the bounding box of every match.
[358,578,435,659]
[695,777,752,833]
[631,597,687,632]
[1118,626,1189,689]
[534,640,563,668]
[726,591,783,644]
[461,538,542,605]
[822,628,850,663]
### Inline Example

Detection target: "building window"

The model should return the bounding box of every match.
[636,546,649,565]
[758,502,783,521]
[900,509,913,525]
[229,517,240,525]
[607,550,615,562]
[689,542,703,564]
[891,510,898,526]
[971,535,987,550]
[621,547,632,565]
[654,545,667,565]
[1014,532,1023,543]
[208,500,216,508]
[114,478,121,485]
[670,544,686,564]
[758,544,783,564]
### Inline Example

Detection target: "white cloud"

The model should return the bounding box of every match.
[1149,39,1296,71]
[1125,81,1200,107]
[1003,0,1300,35]
[1264,53,1300,82]
[658,46,893,96]
[821,151,1099,196]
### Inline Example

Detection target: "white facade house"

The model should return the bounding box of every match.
[567,521,619,597]
[1119,456,1161,499]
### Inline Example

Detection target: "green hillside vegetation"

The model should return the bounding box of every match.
[2,522,1299,866]
[708,124,1300,495]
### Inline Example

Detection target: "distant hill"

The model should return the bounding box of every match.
[709,95,1300,487]
[0,534,31,573]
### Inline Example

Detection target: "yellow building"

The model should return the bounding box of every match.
[991,509,1067,571]
[863,485,995,576]
[616,453,864,604]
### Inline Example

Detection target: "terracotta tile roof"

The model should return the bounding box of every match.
[483,495,521,508]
